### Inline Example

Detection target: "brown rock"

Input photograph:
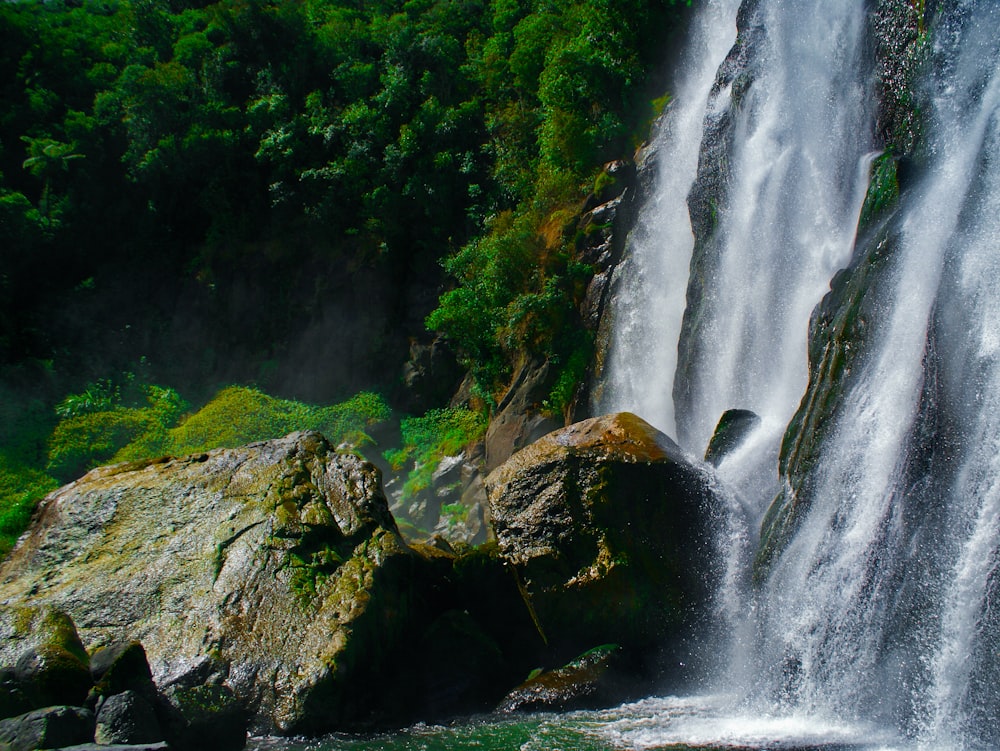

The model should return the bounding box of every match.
[486,413,725,675]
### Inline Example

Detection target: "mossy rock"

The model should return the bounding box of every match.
[0,606,91,717]
[0,432,424,735]
[487,413,725,675]
[757,217,900,580]
[497,644,629,713]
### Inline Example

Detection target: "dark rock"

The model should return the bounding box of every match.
[380,542,544,723]
[704,409,761,466]
[89,642,157,702]
[485,359,561,473]
[0,669,32,721]
[94,690,162,745]
[0,432,424,735]
[157,684,246,751]
[0,705,93,751]
[0,606,91,716]
[397,336,464,415]
[486,413,725,675]
[406,610,506,719]
[497,644,630,713]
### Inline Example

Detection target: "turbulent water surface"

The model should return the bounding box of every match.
[247,696,905,751]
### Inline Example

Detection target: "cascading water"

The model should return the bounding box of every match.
[249,2,1000,750]
[595,0,740,441]
[599,0,1000,749]
[749,2,1000,748]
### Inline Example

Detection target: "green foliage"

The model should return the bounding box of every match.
[47,382,187,481]
[0,458,57,558]
[47,378,392,480]
[152,387,390,458]
[543,331,594,419]
[54,378,120,419]
[428,0,691,398]
[385,407,486,502]
[2,0,692,488]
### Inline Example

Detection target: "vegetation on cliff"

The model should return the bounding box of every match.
[0,0,692,554]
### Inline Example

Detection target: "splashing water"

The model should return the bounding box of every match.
[595,0,741,440]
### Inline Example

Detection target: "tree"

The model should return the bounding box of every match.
[20,137,85,225]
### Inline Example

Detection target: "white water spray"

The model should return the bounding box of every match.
[598,0,1000,748]
[595,0,740,440]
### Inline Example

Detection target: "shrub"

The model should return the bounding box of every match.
[47,383,187,481]
[385,407,487,503]
[118,386,392,460]
[0,458,57,557]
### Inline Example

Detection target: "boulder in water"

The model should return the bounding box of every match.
[704,408,761,466]
[486,413,724,676]
[496,644,630,713]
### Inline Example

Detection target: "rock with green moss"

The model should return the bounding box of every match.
[756,227,898,580]
[0,606,91,717]
[497,644,630,713]
[0,431,422,735]
[486,413,725,679]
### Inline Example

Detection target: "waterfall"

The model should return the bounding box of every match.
[753,2,1000,747]
[598,0,1000,748]
[595,0,740,440]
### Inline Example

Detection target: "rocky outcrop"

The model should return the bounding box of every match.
[390,450,490,546]
[486,413,725,680]
[496,644,631,714]
[0,432,424,735]
[704,409,761,466]
[484,359,561,473]
[758,223,899,578]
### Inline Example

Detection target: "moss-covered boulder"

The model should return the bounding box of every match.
[0,431,424,735]
[0,606,91,717]
[497,644,630,713]
[486,413,725,679]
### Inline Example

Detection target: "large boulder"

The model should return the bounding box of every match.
[0,705,94,750]
[0,606,91,717]
[486,413,725,678]
[0,431,424,735]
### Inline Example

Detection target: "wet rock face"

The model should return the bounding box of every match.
[0,432,418,735]
[486,413,725,671]
[704,409,761,466]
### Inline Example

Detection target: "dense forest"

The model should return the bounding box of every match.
[0,0,692,553]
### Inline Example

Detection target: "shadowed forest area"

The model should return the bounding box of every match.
[0,0,693,553]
